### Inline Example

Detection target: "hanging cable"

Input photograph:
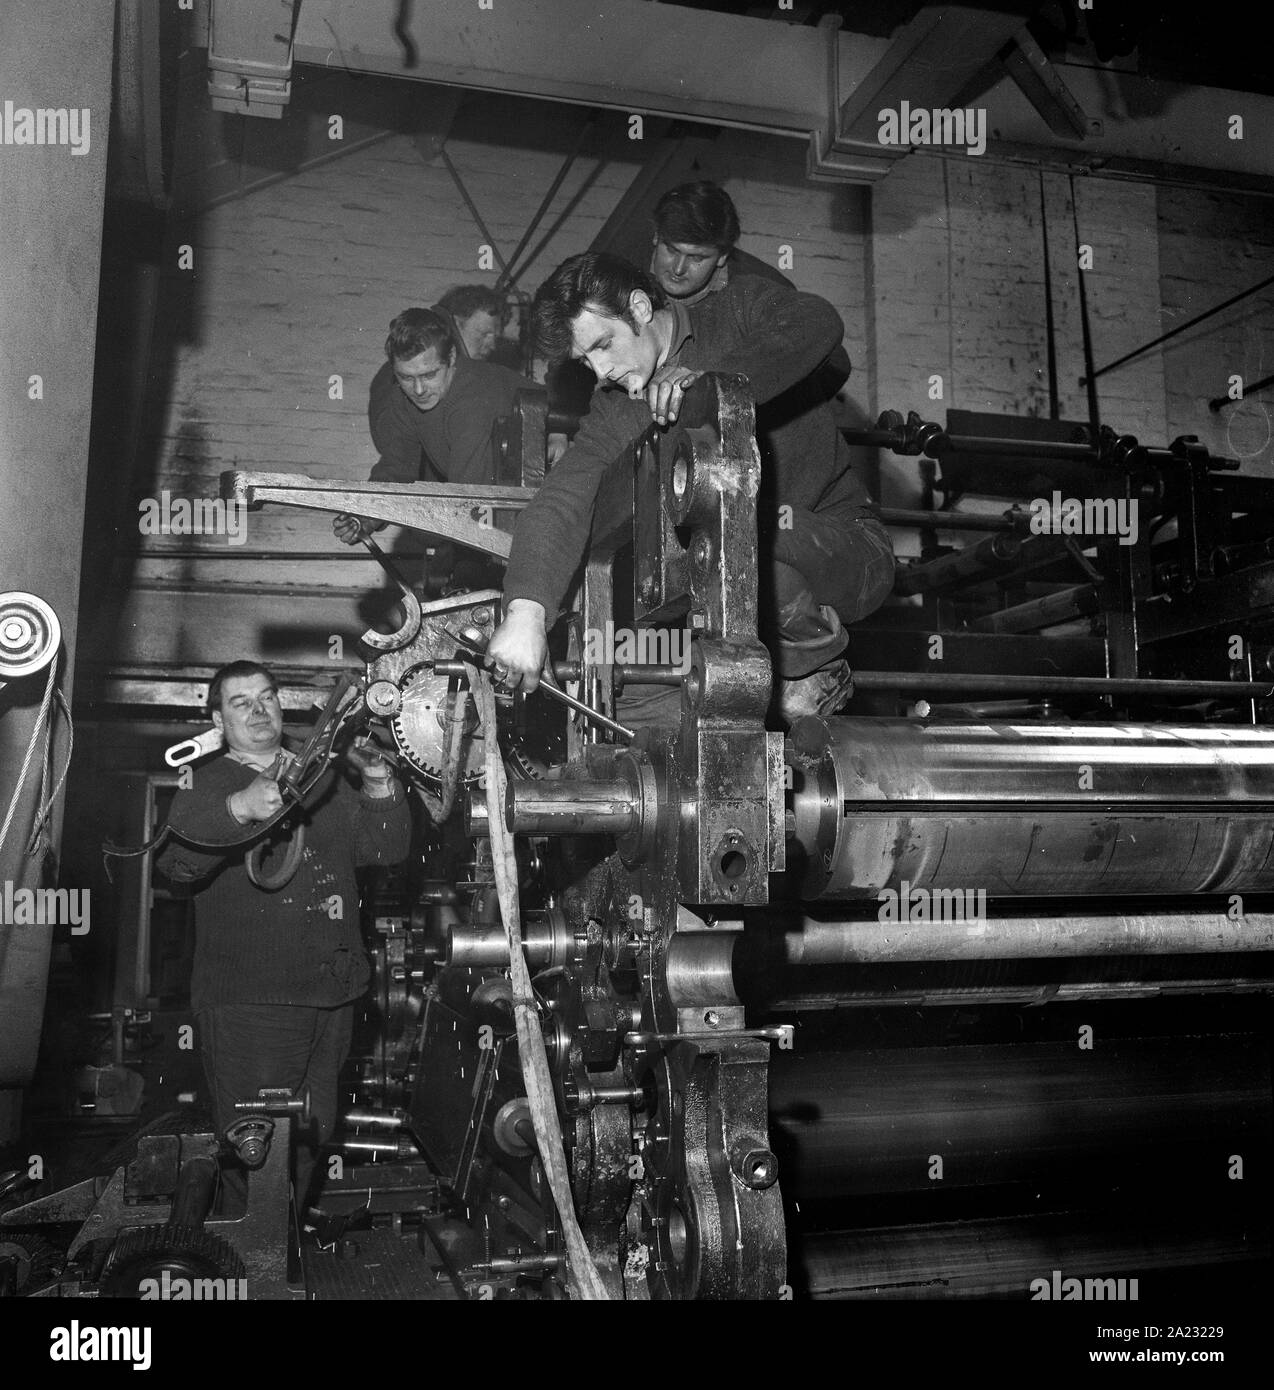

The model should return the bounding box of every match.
[0,660,57,860]
[469,661,609,1300]
[26,686,74,860]
[1069,174,1103,446]
[1039,170,1060,420]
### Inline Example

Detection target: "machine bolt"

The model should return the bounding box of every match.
[471,607,492,625]
[735,1148,779,1191]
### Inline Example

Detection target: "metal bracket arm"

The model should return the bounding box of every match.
[221,470,536,560]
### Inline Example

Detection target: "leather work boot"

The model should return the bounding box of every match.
[778,658,853,725]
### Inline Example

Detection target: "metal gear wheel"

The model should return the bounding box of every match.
[101,1223,246,1299]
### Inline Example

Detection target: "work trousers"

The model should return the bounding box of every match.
[620,505,894,726]
[197,1001,354,1216]
[764,506,895,677]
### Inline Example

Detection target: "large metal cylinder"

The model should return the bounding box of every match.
[769,1037,1270,1197]
[789,717,1274,899]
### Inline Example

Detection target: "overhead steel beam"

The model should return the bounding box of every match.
[208,0,299,117]
[833,4,1027,146]
[292,0,841,134]
[198,0,1274,191]
[998,29,1090,141]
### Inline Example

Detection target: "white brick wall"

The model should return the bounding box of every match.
[1157,185,1274,476]
[120,90,1271,665]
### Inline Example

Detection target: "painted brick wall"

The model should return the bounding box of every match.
[713,130,870,413]
[870,154,1168,529]
[1157,185,1274,476]
[114,84,1269,671]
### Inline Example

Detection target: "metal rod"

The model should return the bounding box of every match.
[439,148,509,276]
[766,979,1274,1009]
[1040,168,1059,419]
[498,112,596,291]
[342,1109,406,1131]
[535,669,635,741]
[180,130,399,215]
[850,671,1274,698]
[927,434,1097,461]
[1210,369,1274,412]
[1085,272,1274,386]
[360,534,416,600]
[434,659,682,687]
[1073,173,1103,446]
[781,912,1274,965]
[873,507,1018,533]
[443,634,636,740]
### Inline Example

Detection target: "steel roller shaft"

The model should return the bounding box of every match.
[789,717,1274,899]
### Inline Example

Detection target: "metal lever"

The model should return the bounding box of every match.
[358,535,423,652]
[441,627,635,742]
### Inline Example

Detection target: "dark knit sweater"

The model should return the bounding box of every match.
[503,275,872,618]
[367,354,530,484]
[157,757,412,1012]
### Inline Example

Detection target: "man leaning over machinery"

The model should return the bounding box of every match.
[485,252,894,724]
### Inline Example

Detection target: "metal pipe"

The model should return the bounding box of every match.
[780,912,1274,965]
[969,584,1099,633]
[850,671,1274,697]
[892,532,1026,595]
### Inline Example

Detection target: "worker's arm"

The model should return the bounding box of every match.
[489,393,648,690]
[156,764,279,882]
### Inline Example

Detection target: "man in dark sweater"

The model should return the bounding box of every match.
[649,179,795,307]
[332,307,530,551]
[486,254,893,721]
[648,181,851,389]
[157,661,412,1212]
